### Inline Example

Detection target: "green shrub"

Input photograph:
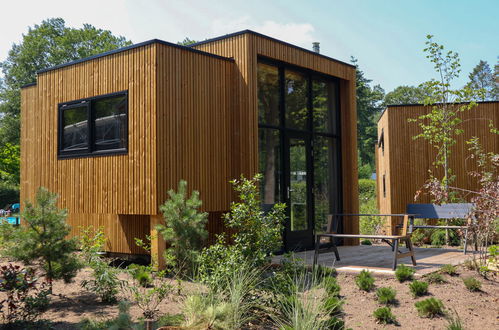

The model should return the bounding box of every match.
[81,259,124,303]
[198,175,285,289]
[431,229,460,246]
[395,265,415,282]
[322,276,341,297]
[462,277,481,291]
[128,264,152,287]
[358,179,376,198]
[425,272,446,284]
[373,306,397,324]
[355,270,375,291]
[0,181,19,207]
[4,187,82,292]
[415,298,445,318]
[156,313,185,327]
[409,280,429,297]
[156,180,208,276]
[440,264,458,276]
[376,287,397,305]
[360,239,372,245]
[411,228,431,246]
[446,310,464,330]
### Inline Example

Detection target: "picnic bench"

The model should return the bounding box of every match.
[406,203,474,254]
[313,214,416,270]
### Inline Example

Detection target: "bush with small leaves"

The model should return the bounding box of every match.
[440,264,458,276]
[355,270,375,291]
[395,265,415,282]
[409,280,429,297]
[415,298,445,318]
[373,306,397,324]
[425,272,446,284]
[376,287,397,305]
[462,277,481,292]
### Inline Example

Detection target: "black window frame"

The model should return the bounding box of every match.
[58,90,128,159]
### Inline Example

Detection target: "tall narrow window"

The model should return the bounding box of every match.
[383,174,386,198]
[58,91,128,158]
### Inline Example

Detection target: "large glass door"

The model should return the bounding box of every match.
[284,133,314,250]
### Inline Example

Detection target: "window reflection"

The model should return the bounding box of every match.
[62,106,88,150]
[313,79,337,134]
[285,70,308,130]
[259,128,281,205]
[93,95,127,151]
[258,63,280,126]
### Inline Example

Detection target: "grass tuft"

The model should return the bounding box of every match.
[395,265,415,282]
[415,298,445,318]
[373,306,397,324]
[425,272,447,284]
[409,280,429,297]
[440,264,458,276]
[355,270,375,291]
[376,287,397,305]
[462,277,481,292]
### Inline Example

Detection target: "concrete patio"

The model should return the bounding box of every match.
[274,245,474,276]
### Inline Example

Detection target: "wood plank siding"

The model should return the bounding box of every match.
[21,30,360,256]
[193,31,359,244]
[376,102,499,234]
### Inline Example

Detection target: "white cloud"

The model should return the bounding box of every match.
[210,17,316,48]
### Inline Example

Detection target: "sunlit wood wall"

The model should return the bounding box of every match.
[376,102,499,234]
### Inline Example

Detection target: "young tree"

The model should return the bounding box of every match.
[156,180,208,276]
[384,85,426,105]
[6,187,81,292]
[466,60,498,101]
[0,18,131,147]
[411,35,481,196]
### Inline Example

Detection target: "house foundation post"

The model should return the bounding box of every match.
[150,214,166,270]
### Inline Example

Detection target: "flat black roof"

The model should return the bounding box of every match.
[190,29,356,69]
[378,100,499,122]
[21,38,235,88]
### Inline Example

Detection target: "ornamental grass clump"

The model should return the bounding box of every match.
[462,277,481,292]
[409,280,429,297]
[425,272,447,284]
[376,287,397,305]
[373,306,397,324]
[355,270,375,291]
[395,265,415,282]
[415,298,445,318]
[440,264,458,276]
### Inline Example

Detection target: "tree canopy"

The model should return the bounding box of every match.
[384,85,426,105]
[0,18,132,146]
[352,57,385,170]
[466,60,498,101]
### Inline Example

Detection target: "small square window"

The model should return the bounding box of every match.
[58,91,128,158]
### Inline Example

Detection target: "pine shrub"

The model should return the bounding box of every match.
[376,287,397,305]
[395,265,415,282]
[462,277,481,292]
[409,280,429,297]
[415,298,445,318]
[355,270,375,291]
[425,272,446,284]
[440,264,458,276]
[373,306,397,324]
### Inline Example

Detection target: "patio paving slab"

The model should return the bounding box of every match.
[273,245,474,276]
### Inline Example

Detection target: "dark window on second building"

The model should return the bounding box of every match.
[59,91,128,158]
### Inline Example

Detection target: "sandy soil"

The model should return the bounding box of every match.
[0,261,497,329]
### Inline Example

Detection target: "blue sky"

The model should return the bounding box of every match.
[1,0,497,92]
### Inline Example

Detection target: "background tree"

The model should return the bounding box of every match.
[0,18,131,147]
[466,60,498,101]
[384,85,426,105]
[352,57,385,176]
[177,37,198,46]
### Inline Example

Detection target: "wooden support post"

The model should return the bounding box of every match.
[150,215,166,270]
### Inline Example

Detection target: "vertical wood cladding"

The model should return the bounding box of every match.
[376,102,499,233]
[194,32,359,242]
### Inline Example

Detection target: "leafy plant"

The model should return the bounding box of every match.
[4,187,81,292]
[415,298,445,318]
[360,239,372,245]
[430,228,460,246]
[127,264,152,288]
[355,270,375,291]
[81,259,124,303]
[78,226,106,263]
[124,269,173,320]
[425,272,447,284]
[440,264,458,276]
[156,180,208,276]
[462,277,481,292]
[409,280,429,297]
[0,264,50,323]
[376,287,397,305]
[373,306,397,324]
[395,265,415,282]
[198,175,285,289]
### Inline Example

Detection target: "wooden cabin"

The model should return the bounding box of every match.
[21,30,359,264]
[376,101,499,234]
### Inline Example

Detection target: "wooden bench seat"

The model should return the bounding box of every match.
[313,214,416,270]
